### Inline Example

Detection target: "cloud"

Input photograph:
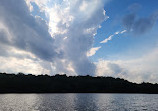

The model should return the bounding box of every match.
[87,47,101,57]
[133,14,158,35]
[128,3,142,13]
[100,30,126,44]
[0,56,46,75]
[122,13,136,31]
[34,0,109,75]
[0,0,61,74]
[107,63,123,74]
[96,48,158,83]
[95,59,126,77]
[120,30,127,34]
[122,3,158,35]
[0,0,62,61]
[0,0,110,75]
[100,35,114,43]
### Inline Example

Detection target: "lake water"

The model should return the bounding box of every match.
[0,94,158,111]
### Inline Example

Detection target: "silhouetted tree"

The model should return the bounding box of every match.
[0,72,158,93]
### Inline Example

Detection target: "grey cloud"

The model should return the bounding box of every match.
[128,3,142,13]
[107,63,123,75]
[51,0,107,76]
[122,4,158,35]
[133,17,155,35]
[133,11,158,35]
[122,13,135,31]
[0,0,61,61]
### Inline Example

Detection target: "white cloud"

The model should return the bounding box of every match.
[0,57,47,75]
[100,29,127,44]
[100,35,114,43]
[115,31,119,35]
[0,46,46,74]
[87,47,101,57]
[120,30,127,34]
[96,48,158,83]
[79,1,88,11]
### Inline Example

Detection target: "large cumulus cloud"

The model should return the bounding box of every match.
[0,0,62,74]
[27,0,109,75]
[0,0,61,61]
[0,0,109,75]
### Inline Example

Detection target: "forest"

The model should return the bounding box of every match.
[0,72,158,93]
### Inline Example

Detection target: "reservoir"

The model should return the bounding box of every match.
[0,94,158,111]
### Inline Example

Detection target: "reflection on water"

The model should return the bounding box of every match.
[0,94,158,111]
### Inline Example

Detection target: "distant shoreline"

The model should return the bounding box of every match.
[0,73,158,94]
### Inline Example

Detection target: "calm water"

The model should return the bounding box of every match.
[0,94,158,111]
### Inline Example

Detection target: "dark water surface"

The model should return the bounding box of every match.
[0,94,158,111]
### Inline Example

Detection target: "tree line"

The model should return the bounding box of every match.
[0,72,158,93]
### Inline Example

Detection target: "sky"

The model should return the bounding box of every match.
[0,0,158,83]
